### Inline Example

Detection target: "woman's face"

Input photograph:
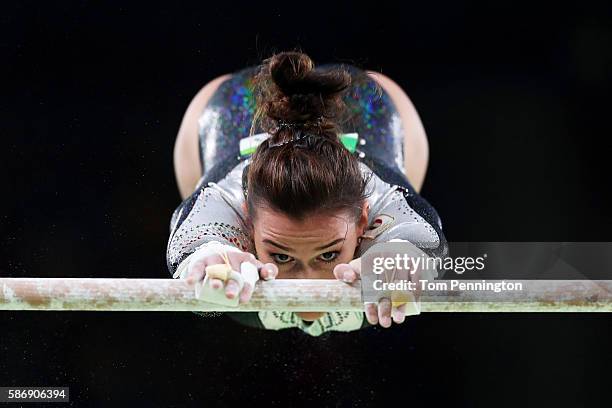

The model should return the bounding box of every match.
[250,204,368,321]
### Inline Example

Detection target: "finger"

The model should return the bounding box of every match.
[348,258,362,276]
[224,279,241,299]
[228,252,257,272]
[187,254,222,284]
[333,263,347,280]
[392,303,407,324]
[185,258,207,284]
[209,278,224,290]
[202,251,247,288]
[259,262,278,280]
[238,282,254,304]
[364,302,378,325]
[253,258,278,280]
[378,298,392,328]
[187,253,224,284]
[333,264,357,283]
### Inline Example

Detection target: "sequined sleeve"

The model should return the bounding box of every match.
[356,162,449,272]
[166,161,255,276]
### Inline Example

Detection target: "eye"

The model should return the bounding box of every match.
[271,253,294,264]
[318,251,340,263]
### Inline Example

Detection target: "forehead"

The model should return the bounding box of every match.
[255,207,352,243]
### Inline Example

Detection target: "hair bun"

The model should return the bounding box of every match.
[268,52,315,96]
[254,50,352,126]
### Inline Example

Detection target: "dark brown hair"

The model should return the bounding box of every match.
[246,50,371,223]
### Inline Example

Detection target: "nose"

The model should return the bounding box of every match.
[297,265,332,280]
[303,267,317,279]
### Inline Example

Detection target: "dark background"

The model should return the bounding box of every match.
[2,1,611,406]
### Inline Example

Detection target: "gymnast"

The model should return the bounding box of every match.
[167,51,448,336]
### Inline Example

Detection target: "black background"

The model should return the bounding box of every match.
[2,1,611,407]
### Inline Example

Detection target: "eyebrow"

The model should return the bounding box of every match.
[315,238,345,251]
[262,238,345,252]
[262,239,292,251]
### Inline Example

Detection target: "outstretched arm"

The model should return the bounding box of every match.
[167,161,278,305]
[333,162,448,328]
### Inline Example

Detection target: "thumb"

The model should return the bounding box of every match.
[252,258,278,281]
[348,258,361,276]
[333,257,362,283]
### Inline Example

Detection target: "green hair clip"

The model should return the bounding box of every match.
[239,132,359,157]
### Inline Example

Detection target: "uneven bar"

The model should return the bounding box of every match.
[0,278,611,312]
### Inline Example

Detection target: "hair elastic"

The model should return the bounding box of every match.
[267,129,320,148]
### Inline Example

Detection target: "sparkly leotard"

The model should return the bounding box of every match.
[166,64,448,336]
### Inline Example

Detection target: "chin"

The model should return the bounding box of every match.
[296,312,325,321]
